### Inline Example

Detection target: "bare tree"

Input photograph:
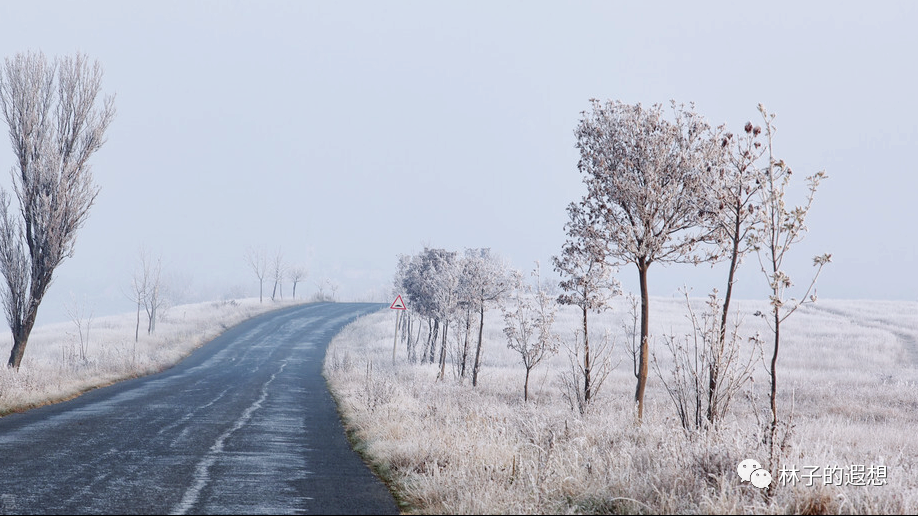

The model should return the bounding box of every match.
[554,200,620,408]
[560,326,616,416]
[313,278,339,302]
[129,265,145,343]
[65,293,94,361]
[573,99,724,421]
[695,119,768,426]
[0,51,114,369]
[288,265,307,299]
[129,248,165,339]
[270,248,285,301]
[314,279,329,302]
[652,289,762,431]
[244,246,268,303]
[502,264,560,402]
[751,104,830,460]
[139,250,164,335]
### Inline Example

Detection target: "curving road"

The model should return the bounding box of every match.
[0,302,398,515]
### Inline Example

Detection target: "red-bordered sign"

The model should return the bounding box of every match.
[390,295,407,310]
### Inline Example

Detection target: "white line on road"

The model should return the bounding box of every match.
[170,361,288,515]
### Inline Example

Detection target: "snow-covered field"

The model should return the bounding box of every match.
[0,298,303,415]
[325,297,918,514]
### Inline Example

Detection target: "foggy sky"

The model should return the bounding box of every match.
[0,1,915,325]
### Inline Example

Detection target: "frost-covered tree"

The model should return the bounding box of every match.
[574,99,723,421]
[396,247,509,380]
[553,200,620,407]
[453,253,477,378]
[450,282,477,379]
[398,248,459,372]
[0,51,114,369]
[459,248,514,387]
[288,265,307,300]
[398,252,436,362]
[751,104,830,458]
[129,265,144,343]
[270,248,286,301]
[313,278,339,302]
[502,264,559,402]
[244,246,268,303]
[393,254,420,361]
[652,288,761,431]
[427,250,460,381]
[65,293,94,361]
[135,249,164,335]
[698,120,768,426]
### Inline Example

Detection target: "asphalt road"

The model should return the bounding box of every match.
[0,302,398,515]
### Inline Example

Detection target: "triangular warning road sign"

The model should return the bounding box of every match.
[390,295,407,310]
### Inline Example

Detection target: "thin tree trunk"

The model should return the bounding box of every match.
[413,316,422,362]
[437,319,449,380]
[582,302,591,404]
[472,303,485,387]
[425,317,433,363]
[709,206,742,424]
[147,298,156,335]
[768,198,781,457]
[405,313,413,361]
[770,307,780,445]
[635,259,650,423]
[428,318,439,364]
[524,368,531,402]
[460,308,472,378]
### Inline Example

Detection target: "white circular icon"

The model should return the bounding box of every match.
[737,459,762,482]
[750,468,773,489]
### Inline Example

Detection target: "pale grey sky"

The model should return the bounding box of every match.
[1,1,915,324]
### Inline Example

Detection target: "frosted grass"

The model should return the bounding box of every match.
[0,298,303,415]
[326,298,918,514]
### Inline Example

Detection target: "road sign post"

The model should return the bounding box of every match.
[390,295,407,363]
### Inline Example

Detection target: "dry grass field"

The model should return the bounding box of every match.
[0,298,301,415]
[325,297,918,514]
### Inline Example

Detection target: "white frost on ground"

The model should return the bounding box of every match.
[325,297,918,514]
[0,298,302,415]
